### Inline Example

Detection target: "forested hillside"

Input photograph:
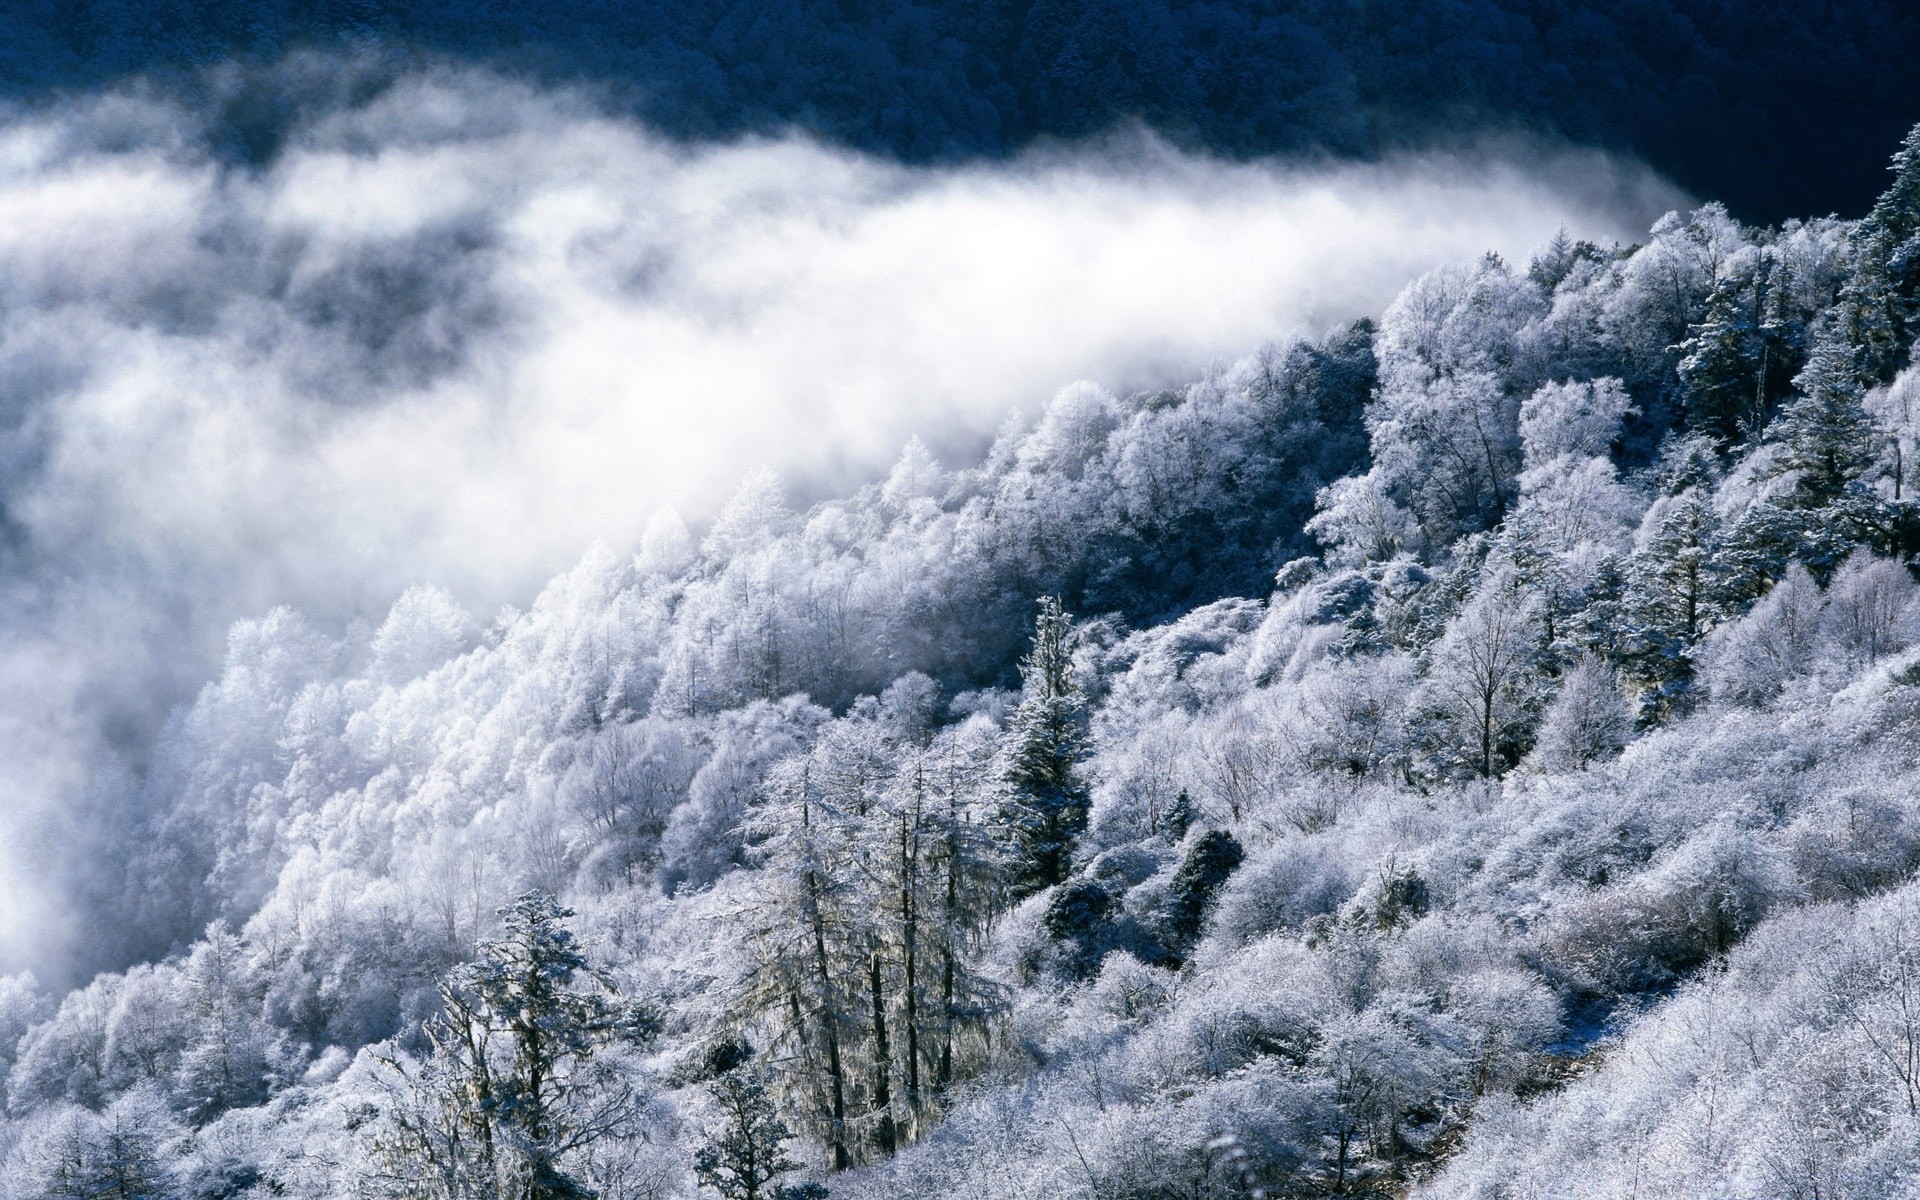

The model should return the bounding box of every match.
[7,120,1920,1200]
[0,1,1914,222]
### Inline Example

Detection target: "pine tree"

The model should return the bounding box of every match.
[922,728,1002,1099]
[1841,122,1920,385]
[694,1073,804,1200]
[1528,228,1581,291]
[1160,830,1245,961]
[1677,274,1770,442]
[22,1095,181,1200]
[849,746,956,1149]
[1714,499,1805,610]
[730,725,1001,1170]
[1622,491,1721,713]
[1163,789,1197,841]
[175,922,276,1124]
[372,893,650,1200]
[999,597,1091,894]
[1770,331,1875,503]
[1564,552,1632,664]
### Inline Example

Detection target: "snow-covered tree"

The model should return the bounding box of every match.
[999,598,1091,892]
[1421,573,1545,777]
[1528,656,1635,771]
[1770,329,1876,502]
[694,1071,808,1200]
[370,893,651,1200]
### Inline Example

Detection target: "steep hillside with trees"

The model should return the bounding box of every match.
[7,120,1920,1200]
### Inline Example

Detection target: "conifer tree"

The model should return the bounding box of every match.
[19,1094,182,1200]
[999,597,1090,894]
[1622,491,1721,712]
[733,760,858,1172]
[1841,122,1920,385]
[1564,552,1632,663]
[1678,274,1771,441]
[372,893,649,1200]
[922,727,1002,1098]
[1163,789,1197,842]
[1771,331,1876,503]
[176,922,276,1124]
[694,1072,805,1200]
[1160,830,1245,961]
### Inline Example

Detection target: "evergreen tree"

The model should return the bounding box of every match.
[732,760,859,1172]
[1160,830,1246,961]
[1714,499,1807,610]
[694,1072,806,1200]
[1163,789,1197,842]
[372,893,650,1200]
[1841,122,1920,385]
[1622,491,1722,713]
[1527,229,1603,292]
[845,736,996,1151]
[1677,272,1772,442]
[999,597,1090,894]
[922,727,1003,1098]
[730,727,999,1170]
[1719,489,1896,599]
[1564,552,1632,664]
[175,922,277,1125]
[19,1094,181,1200]
[1770,331,1876,503]
[1040,878,1116,975]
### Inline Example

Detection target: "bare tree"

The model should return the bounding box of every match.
[1424,574,1544,778]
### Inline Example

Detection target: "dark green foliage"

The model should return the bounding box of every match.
[1336,602,1389,658]
[1528,230,1605,291]
[1678,274,1776,442]
[1841,124,1920,383]
[1770,332,1877,503]
[1160,831,1246,959]
[1714,500,1806,605]
[1649,432,1725,498]
[372,893,648,1200]
[694,1073,807,1200]
[1042,879,1117,960]
[1716,491,1898,603]
[1000,598,1091,893]
[1620,492,1720,711]
[700,1036,754,1081]
[1038,873,1151,977]
[1563,554,1632,664]
[1163,790,1197,842]
[1360,860,1430,933]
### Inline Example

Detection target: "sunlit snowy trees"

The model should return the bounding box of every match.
[12,115,1920,1200]
[369,893,652,1200]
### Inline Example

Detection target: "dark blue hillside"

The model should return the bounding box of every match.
[0,0,1913,223]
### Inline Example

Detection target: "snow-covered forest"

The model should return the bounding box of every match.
[9,85,1920,1200]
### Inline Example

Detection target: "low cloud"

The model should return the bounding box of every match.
[0,66,1686,976]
